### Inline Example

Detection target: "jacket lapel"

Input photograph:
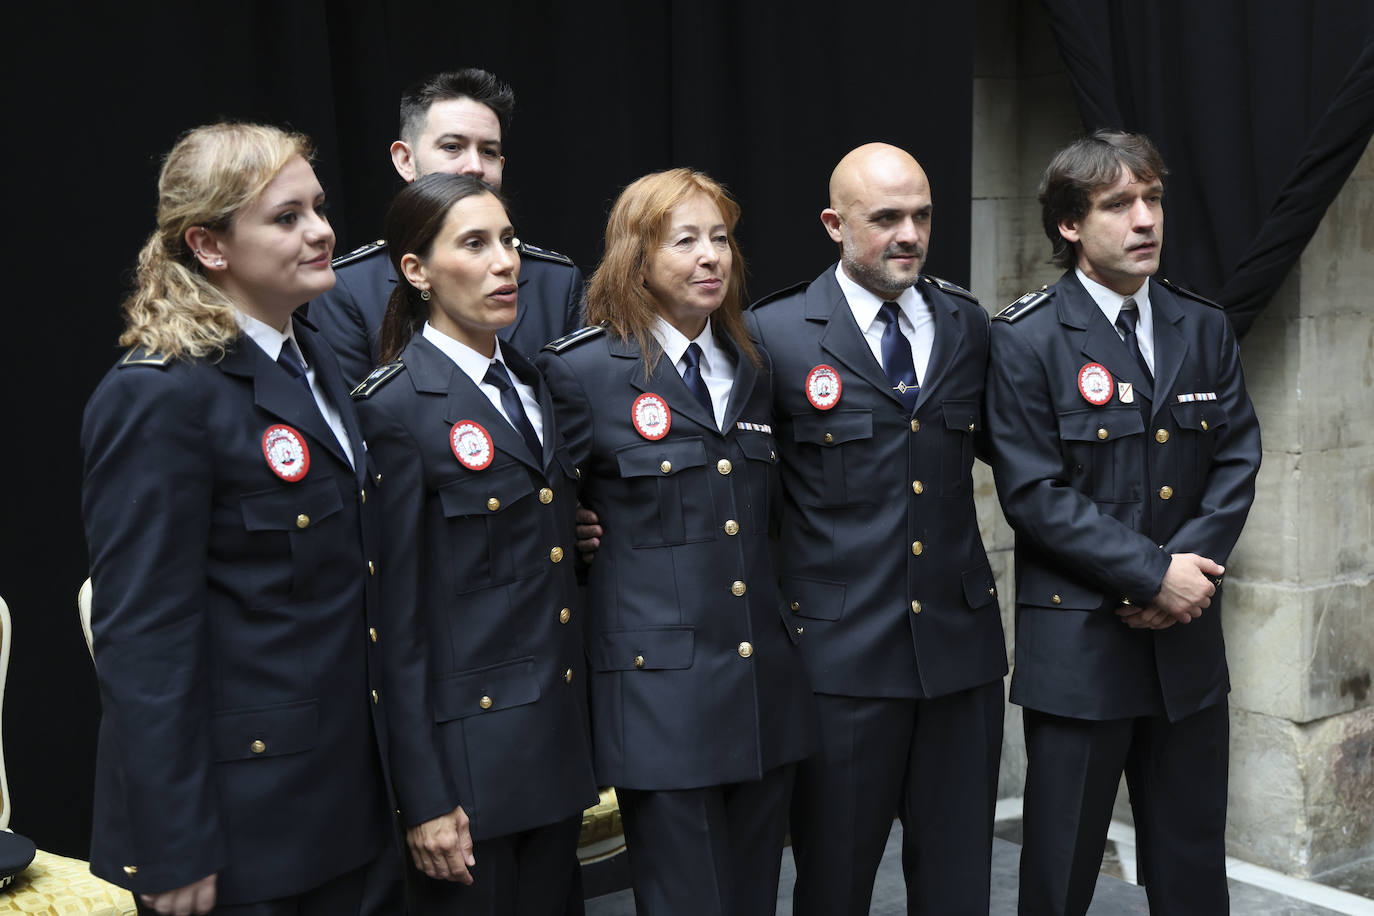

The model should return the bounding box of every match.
[1060,272,1154,406]
[718,333,758,432]
[219,334,352,472]
[296,320,365,483]
[620,335,720,435]
[914,281,965,411]
[809,270,899,408]
[1146,280,1189,420]
[405,336,543,473]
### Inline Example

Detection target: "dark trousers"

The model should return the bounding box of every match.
[410,814,583,916]
[790,682,1004,915]
[617,764,795,916]
[134,859,382,916]
[1018,702,1230,916]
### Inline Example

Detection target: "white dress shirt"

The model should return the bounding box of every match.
[835,265,936,384]
[651,316,736,430]
[422,323,544,447]
[237,311,355,468]
[1076,268,1156,375]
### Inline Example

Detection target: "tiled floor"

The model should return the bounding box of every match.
[586,818,1374,914]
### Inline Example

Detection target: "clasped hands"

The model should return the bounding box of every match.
[1115,552,1224,630]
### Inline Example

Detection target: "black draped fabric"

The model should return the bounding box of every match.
[1042,0,1374,337]
[12,1,972,856]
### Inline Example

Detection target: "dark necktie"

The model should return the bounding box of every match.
[1116,298,1154,386]
[484,360,543,463]
[681,343,715,416]
[878,301,919,415]
[277,342,313,394]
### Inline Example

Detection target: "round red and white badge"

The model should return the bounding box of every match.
[805,364,842,410]
[450,420,495,471]
[631,392,671,440]
[1078,362,1114,406]
[262,424,310,482]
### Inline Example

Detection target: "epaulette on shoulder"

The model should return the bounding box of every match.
[749,281,810,311]
[542,325,605,354]
[994,287,1053,322]
[332,239,387,269]
[921,274,978,304]
[118,347,173,368]
[350,360,405,399]
[1159,279,1222,309]
[517,241,574,266]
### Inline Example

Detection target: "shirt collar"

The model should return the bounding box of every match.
[833,263,924,331]
[422,323,513,387]
[237,310,301,364]
[1075,268,1151,328]
[651,316,722,372]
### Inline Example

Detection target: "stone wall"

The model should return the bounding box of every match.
[1225,138,1374,876]
[971,0,1374,877]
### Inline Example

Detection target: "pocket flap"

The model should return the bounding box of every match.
[735,433,777,463]
[1058,406,1144,443]
[791,409,872,446]
[211,699,318,761]
[961,564,998,609]
[240,479,343,531]
[432,657,540,722]
[1169,401,1229,433]
[614,439,707,478]
[437,464,532,517]
[942,399,980,433]
[1017,567,1105,610]
[780,576,845,621]
[590,627,695,671]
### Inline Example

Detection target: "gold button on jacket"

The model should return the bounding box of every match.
[737,642,753,658]
[660,460,672,474]
[559,608,571,624]
[910,600,922,614]
[250,739,266,754]
[912,480,924,495]
[1051,594,1062,605]
[1159,485,1174,500]
[1097,427,1109,440]
[296,514,310,528]
[487,497,501,511]
[634,655,645,669]
[550,546,565,563]
[723,519,739,535]
[730,580,747,596]
[910,418,920,432]
[911,541,923,556]
[1155,429,1170,443]
[479,695,493,709]
[717,458,732,475]
[539,487,554,504]
[564,668,573,683]
[368,627,378,643]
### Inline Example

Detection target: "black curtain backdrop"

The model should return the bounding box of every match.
[1043,0,1374,337]
[9,2,972,856]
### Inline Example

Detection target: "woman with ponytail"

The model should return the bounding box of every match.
[82,123,407,915]
[351,171,596,913]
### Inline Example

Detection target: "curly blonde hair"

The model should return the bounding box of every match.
[586,168,757,376]
[119,122,313,359]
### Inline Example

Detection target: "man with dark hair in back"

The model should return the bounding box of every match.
[986,130,1261,915]
[310,68,583,384]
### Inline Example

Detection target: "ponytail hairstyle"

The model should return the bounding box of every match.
[119,122,313,359]
[378,172,506,363]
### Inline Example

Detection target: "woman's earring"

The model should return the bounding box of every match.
[420,289,431,300]
[213,258,225,267]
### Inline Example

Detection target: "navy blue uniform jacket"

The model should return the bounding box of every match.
[986,273,1261,722]
[535,328,818,790]
[81,319,394,902]
[353,335,597,840]
[747,268,1007,699]
[309,241,584,385]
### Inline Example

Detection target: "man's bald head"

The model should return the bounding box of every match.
[821,143,933,298]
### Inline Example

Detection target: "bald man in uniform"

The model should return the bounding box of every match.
[747,144,1007,914]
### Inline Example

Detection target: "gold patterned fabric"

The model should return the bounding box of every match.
[0,849,135,915]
